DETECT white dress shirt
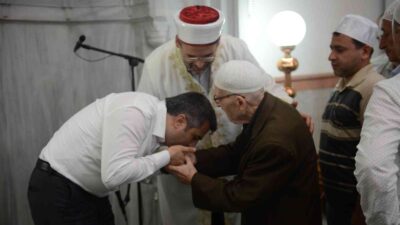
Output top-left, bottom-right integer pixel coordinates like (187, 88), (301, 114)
(40, 92), (170, 197)
(355, 75), (400, 225)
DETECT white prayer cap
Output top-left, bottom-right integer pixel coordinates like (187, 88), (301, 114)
(334, 14), (379, 48)
(214, 60), (267, 94)
(383, 0), (400, 21)
(174, 5), (225, 45)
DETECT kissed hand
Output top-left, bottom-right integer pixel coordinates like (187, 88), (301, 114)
(167, 145), (196, 166)
(185, 152), (197, 165)
(166, 156), (197, 185)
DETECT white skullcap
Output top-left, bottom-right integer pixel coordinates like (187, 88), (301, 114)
(174, 5), (225, 45)
(335, 14), (379, 48)
(214, 60), (267, 94)
(383, 0), (400, 21)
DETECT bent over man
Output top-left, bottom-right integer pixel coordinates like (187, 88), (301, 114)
(27, 92), (216, 225)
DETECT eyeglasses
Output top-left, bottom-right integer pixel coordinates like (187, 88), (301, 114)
(213, 94), (244, 103)
(183, 56), (215, 63)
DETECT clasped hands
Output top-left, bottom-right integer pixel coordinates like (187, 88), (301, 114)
(166, 145), (198, 184)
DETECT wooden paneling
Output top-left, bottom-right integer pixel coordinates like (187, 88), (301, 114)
(275, 73), (339, 91)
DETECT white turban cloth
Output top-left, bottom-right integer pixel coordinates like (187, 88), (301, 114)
(214, 60), (267, 94)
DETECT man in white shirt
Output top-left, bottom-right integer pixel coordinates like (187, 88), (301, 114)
(354, 4), (400, 225)
(27, 91), (217, 225)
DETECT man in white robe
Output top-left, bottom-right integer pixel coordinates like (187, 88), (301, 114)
(354, 4), (400, 225)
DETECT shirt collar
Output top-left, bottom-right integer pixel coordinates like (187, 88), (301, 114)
(335, 64), (374, 91)
(153, 101), (166, 143)
(390, 65), (400, 77)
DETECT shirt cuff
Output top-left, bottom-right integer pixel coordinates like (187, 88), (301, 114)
(152, 150), (170, 170)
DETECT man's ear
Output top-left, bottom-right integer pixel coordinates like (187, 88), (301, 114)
(215, 37), (221, 46)
(173, 114), (187, 130)
(175, 36), (181, 48)
(361, 45), (372, 60)
(237, 96), (247, 111)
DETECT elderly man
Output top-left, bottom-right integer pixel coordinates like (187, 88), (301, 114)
(27, 92), (216, 225)
(319, 15), (384, 225)
(137, 5), (300, 225)
(354, 5), (400, 225)
(375, 0), (400, 77)
(167, 60), (322, 225)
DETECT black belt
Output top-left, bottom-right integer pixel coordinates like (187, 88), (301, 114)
(36, 159), (62, 176)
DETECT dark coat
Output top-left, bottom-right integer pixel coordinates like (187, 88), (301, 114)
(192, 93), (322, 225)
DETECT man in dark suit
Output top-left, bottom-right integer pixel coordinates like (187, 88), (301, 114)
(167, 60), (322, 225)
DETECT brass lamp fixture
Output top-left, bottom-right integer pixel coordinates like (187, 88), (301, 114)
(268, 11), (306, 98)
(277, 46), (298, 97)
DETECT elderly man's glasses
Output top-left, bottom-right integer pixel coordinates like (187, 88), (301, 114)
(183, 56), (215, 63)
(213, 94), (244, 103)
